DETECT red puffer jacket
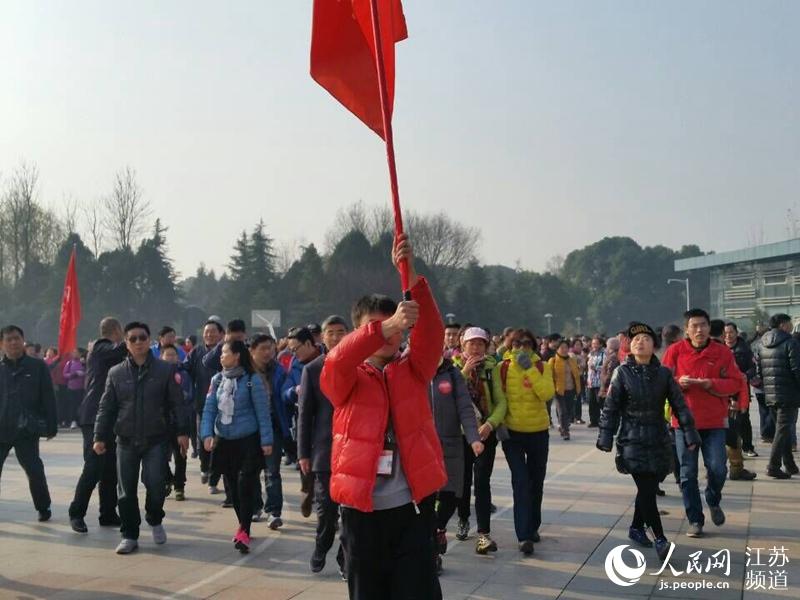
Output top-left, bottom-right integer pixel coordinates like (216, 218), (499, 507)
(320, 277), (447, 512)
(662, 339), (743, 430)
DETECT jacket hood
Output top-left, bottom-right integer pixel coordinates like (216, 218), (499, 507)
(761, 329), (790, 349)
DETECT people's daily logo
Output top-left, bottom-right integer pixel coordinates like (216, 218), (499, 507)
(605, 545), (647, 587)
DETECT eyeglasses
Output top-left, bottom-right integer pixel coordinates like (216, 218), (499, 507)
(127, 334), (149, 343)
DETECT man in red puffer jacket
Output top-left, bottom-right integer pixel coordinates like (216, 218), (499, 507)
(321, 234), (445, 600)
(662, 308), (743, 539)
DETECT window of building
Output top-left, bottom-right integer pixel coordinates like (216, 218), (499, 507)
(728, 277), (753, 288)
(764, 274), (788, 285)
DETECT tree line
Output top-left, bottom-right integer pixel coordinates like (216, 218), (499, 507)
(0, 163), (710, 346)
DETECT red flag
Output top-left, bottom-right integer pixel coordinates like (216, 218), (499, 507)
(58, 247), (81, 357)
(310, 0), (408, 139)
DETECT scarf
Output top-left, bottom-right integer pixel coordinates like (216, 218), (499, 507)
(218, 366), (245, 425)
(466, 366), (489, 421)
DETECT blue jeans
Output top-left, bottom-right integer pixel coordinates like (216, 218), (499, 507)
(502, 429), (549, 542)
(674, 428), (727, 526)
(259, 418), (284, 517)
(116, 440), (169, 540)
(756, 393), (775, 440)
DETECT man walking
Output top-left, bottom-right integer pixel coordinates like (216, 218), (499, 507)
(755, 313), (800, 479)
(0, 325), (57, 522)
(69, 317), (126, 533)
(93, 322), (190, 554)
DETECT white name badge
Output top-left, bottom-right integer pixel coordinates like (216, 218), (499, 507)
(377, 450), (394, 475)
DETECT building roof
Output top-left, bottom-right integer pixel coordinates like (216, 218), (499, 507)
(675, 238), (800, 272)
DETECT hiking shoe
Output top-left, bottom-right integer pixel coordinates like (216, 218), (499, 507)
(310, 550), (326, 573)
(435, 529), (447, 555)
(655, 536), (670, 562)
(628, 526), (653, 547)
(730, 469), (757, 481)
(234, 529), (251, 554)
(455, 518), (469, 541)
(519, 540), (534, 556)
(175, 489), (186, 501)
(152, 524), (167, 545)
(37, 509), (51, 522)
(267, 515), (283, 530)
(686, 522), (704, 538)
(475, 534), (497, 555)
(709, 505), (725, 526)
(208, 485), (221, 495)
(744, 449), (759, 457)
(70, 517), (88, 533)
(767, 468), (792, 479)
(115, 539), (138, 554)
(200, 472), (209, 485)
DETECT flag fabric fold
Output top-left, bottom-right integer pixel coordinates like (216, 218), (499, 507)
(310, 0), (408, 139)
(57, 247), (81, 357)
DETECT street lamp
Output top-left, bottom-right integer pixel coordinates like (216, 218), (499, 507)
(667, 278), (691, 311)
(575, 316), (582, 332)
(544, 313), (553, 333)
(445, 313), (456, 325)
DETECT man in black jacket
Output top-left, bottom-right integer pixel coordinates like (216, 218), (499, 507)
(94, 322), (189, 554)
(0, 325), (57, 522)
(298, 315), (349, 574)
(723, 322), (757, 457)
(755, 313), (800, 479)
(68, 317), (126, 533)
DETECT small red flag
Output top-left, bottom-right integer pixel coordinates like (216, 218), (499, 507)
(58, 247), (82, 357)
(310, 0), (408, 139)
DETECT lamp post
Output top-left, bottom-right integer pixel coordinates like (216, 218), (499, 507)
(667, 278), (690, 311)
(575, 316), (582, 333)
(544, 313), (553, 334)
(444, 313), (456, 325)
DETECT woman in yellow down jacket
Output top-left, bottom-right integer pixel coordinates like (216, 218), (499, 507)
(500, 328), (555, 556)
(548, 339), (582, 441)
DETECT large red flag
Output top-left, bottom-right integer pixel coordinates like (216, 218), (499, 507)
(58, 247), (81, 357)
(310, 0), (408, 140)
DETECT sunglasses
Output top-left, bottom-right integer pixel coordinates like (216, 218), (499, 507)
(512, 340), (534, 348)
(127, 334), (149, 343)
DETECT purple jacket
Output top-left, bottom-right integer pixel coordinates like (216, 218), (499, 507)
(63, 359), (86, 391)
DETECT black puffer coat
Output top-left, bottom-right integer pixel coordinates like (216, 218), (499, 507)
(755, 329), (800, 409)
(597, 355), (700, 477)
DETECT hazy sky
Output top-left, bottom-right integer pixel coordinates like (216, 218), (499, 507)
(2, 0), (798, 279)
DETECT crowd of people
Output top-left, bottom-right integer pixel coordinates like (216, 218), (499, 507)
(1, 234), (799, 600)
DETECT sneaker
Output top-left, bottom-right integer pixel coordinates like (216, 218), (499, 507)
(785, 462), (800, 475)
(99, 514), (121, 527)
(519, 540), (534, 556)
(70, 421), (78, 429)
(654, 536), (670, 562)
(686, 522), (704, 538)
(435, 529), (447, 555)
(744, 449), (759, 457)
(310, 550), (326, 573)
(455, 518), (470, 541)
(628, 526), (653, 547)
(767, 468), (792, 479)
(575, 419), (585, 425)
(115, 538), (138, 554)
(475, 533), (497, 555)
(208, 485), (221, 495)
(234, 529), (251, 554)
(152, 524), (167, 545)
(730, 469), (757, 481)
(252, 509), (263, 522)
(37, 509), (51, 522)
(709, 505), (725, 527)
(200, 472), (209, 485)
(70, 517), (88, 533)
(267, 515), (283, 530)
(563, 433), (571, 441)
(174, 489), (186, 501)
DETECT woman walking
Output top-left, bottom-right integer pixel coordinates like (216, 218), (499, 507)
(596, 322), (699, 561)
(202, 340), (273, 553)
(548, 340), (581, 440)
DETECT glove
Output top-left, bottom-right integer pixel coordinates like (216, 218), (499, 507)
(516, 352), (532, 371)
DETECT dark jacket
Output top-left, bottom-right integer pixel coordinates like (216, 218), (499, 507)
(755, 328), (800, 408)
(297, 354), (334, 473)
(94, 354), (188, 445)
(0, 354), (57, 442)
(599, 349), (620, 398)
(728, 336), (756, 382)
(184, 344), (218, 413)
(201, 341), (223, 374)
(430, 360), (480, 496)
(597, 355), (700, 478)
(78, 338), (127, 426)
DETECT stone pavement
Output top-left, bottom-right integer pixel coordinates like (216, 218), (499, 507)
(1, 417), (798, 599)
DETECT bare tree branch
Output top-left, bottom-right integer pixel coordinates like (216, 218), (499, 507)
(102, 166), (151, 249)
(81, 198), (106, 257)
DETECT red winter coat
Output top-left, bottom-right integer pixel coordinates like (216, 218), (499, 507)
(662, 339), (743, 430)
(320, 277), (447, 512)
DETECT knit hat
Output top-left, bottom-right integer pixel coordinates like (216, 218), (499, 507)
(463, 327), (489, 343)
(627, 321), (657, 343)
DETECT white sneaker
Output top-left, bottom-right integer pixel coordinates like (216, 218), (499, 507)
(115, 538), (138, 554)
(267, 515), (283, 530)
(70, 421), (78, 429)
(209, 485), (221, 495)
(152, 524), (167, 545)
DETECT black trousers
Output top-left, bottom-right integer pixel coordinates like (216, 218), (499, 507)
(0, 434), (51, 512)
(769, 406), (799, 472)
(587, 387), (602, 426)
(457, 434), (496, 532)
(312, 471), (342, 558)
(631, 472), (663, 538)
(341, 495), (441, 600)
(737, 408), (754, 452)
(168, 438), (187, 490)
(435, 490), (458, 532)
(69, 425), (118, 520)
(214, 434), (262, 535)
(197, 414), (220, 487)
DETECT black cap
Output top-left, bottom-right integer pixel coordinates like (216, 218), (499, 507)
(627, 321), (657, 343)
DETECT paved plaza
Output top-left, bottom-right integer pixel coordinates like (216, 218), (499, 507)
(1, 419), (798, 599)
